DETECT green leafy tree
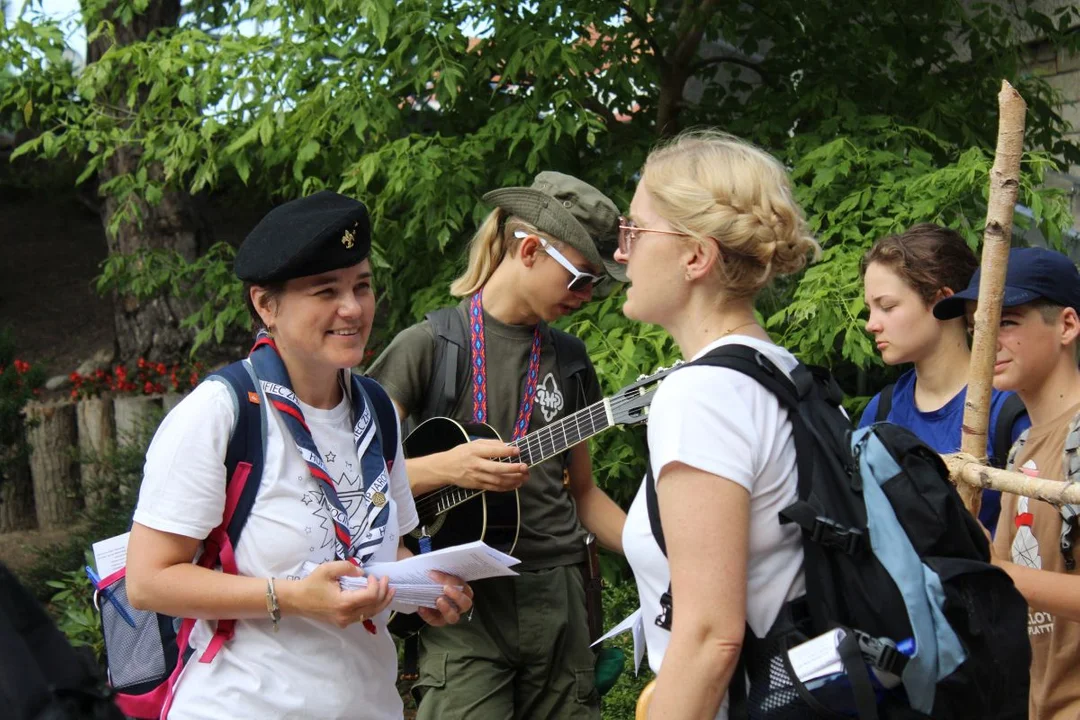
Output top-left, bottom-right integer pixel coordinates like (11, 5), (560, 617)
(3, 0), (1079, 548)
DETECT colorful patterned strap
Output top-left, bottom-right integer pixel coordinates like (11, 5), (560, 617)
(468, 291), (542, 441)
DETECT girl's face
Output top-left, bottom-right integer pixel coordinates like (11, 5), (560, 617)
(863, 261), (946, 366)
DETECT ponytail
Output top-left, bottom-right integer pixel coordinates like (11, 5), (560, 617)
(450, 209), (538, 297)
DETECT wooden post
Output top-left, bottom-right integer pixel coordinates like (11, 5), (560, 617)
(76, 396), (116, 510)
(959, 80), (1027, 517)
(113, 395), (163, 449)
(25, 401), (83, 529)
(0, 432), (36, 533)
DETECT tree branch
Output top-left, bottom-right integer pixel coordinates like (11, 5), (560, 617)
(690, 54), (765, 79)
(581, 96), (619, 128)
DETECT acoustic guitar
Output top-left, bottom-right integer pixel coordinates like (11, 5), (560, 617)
(403, 366), (676, 555)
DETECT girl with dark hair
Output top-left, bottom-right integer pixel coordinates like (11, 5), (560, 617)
(860, 222), (1030, 530)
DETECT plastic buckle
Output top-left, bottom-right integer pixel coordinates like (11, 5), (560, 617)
(656, 591), (673, 631)
(855, 631), (908, 676)
(810, 516), (865, 555)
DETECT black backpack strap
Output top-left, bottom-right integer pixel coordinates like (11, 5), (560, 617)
(422, 307), (468, 422)
(356, 375), (399, 469)
(874, 384), (894, 424)
(991, 393), (1026, 468)
(206, 361), (267, 547)
(550, 327), (590, 413)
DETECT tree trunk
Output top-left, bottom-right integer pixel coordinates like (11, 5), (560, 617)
(0, 435), (36, 533)
(77, 396), (116, 510)
(113, 395), (163, 449)
(959, 81), (1026, 517)
(86, 0), (209, 362)
(25, 402), (82, 529)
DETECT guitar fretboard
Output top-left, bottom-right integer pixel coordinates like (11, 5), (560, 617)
(425, 400), (612, 517)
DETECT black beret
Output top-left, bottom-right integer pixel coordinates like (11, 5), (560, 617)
(234, 190), (372, 284)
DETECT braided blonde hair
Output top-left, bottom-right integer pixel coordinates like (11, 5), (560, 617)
(641, 130), (820, 298)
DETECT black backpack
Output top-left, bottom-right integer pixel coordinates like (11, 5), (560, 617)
(646, 345), (1030, 719)
(0, 562), (124, 720)
(873, 384), (1026, 468)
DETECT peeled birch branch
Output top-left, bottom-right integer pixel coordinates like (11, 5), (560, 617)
(959, 80), (1027, 518)
(946, 452), (1080, 506)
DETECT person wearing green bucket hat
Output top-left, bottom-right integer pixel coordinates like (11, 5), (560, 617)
(368, 171), (628, 718)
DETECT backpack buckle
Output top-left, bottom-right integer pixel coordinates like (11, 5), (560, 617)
(810, 516), (865, 555)
(655, 591), (673, 631)
(854, 630), (908, 677)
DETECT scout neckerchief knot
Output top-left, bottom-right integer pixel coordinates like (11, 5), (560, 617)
(468, 291), (542, 440)
(249, 331), (391, 566)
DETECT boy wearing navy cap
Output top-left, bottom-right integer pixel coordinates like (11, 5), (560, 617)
(935, 246), (1080, 720)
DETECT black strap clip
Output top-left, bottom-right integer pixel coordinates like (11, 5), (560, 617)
(854, 630), (908, 677)
(810, 516), (865, 555)
(656, 591), (673, 631)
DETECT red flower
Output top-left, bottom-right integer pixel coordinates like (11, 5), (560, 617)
(156, 362), (167, 375)
(137, 357), (147, 369)
(143, 381), (155, 394)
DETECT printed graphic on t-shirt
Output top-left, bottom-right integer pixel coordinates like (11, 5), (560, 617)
(536, 372), (564, 422)
(1012, 463), (1043, 570)
(303, 456), (393, 558)
(1013, 460), (1056, 638)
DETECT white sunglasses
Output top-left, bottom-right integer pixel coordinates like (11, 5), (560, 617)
(514, 231), (605, 292)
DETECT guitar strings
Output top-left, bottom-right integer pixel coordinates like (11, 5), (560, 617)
(411, 389), (647, 518)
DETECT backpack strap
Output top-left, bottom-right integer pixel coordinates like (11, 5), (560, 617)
(194, 360), (268, 664)
(874, 384), (895, 424)
(1058, 411), (1080, 571)
(421, 307), (468, 422)
(355, 375), (399, 470)
(550, 327), (590, 413)
(991, 393), (1026, 468)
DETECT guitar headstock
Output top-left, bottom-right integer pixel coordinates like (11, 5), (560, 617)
(608, 361), (683, 426)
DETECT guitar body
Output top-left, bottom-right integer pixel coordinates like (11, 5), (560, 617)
(403, 417), (522, 555)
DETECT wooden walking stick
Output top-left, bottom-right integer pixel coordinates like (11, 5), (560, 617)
(957, 79), (1027, 518)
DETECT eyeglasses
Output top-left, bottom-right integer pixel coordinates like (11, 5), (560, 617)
(514, 231), (605, 292)
(617, 217), (692, 256)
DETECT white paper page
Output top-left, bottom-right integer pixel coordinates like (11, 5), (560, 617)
(364, 540), (520, 584)
(92, 532), (131, 577)
(787, 627), (846, 683)
(591, 608), (646, 675)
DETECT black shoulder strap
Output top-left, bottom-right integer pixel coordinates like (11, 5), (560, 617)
(422, 307), (468, 422)
(356, 375), (399, 468)
(549, 327), (590, 412)
(646, 344), (803, 557)
(208, 361), (267, 547)
(992, 393), (1026, 468)
(874, 384), (895, 424)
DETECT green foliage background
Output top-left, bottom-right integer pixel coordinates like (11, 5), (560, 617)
(3, 1), (1080, 714)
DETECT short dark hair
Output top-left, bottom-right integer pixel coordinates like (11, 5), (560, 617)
(861, 223), (978, 305)
(243, 281), (286, 332)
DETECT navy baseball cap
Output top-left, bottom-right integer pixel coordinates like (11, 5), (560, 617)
(933, 246), (1080, 320)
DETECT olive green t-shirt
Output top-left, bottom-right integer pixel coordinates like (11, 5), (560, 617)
(367, 301), (602, 571)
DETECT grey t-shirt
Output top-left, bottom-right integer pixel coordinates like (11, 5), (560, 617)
(367, 301), (602, 571)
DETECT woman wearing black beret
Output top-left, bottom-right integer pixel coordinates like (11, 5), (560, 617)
(124, 191), (472, 719)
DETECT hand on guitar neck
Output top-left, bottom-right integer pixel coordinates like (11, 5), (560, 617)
(405, 439), (530, 496)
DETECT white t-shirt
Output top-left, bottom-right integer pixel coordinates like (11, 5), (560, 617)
(134, 369), (418, 720)
(623, 336), (806, 720)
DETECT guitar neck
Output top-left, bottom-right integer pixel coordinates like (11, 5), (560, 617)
(506, 399), (613, 466)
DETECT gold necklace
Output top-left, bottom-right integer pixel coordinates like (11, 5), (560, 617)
(719, 320), (758, 340)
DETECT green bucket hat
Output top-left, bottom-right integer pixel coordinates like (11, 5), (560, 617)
(483, 171), (626, 282)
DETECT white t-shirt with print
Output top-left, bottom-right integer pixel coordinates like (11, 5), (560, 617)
(133, 370), (419, 720)
(623, 336), (807, 719)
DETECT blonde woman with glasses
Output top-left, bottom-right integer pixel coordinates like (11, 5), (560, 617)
(616, 131), (821, 719)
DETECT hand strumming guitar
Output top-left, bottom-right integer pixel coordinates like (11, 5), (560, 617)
(440, 439), (530, 492)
